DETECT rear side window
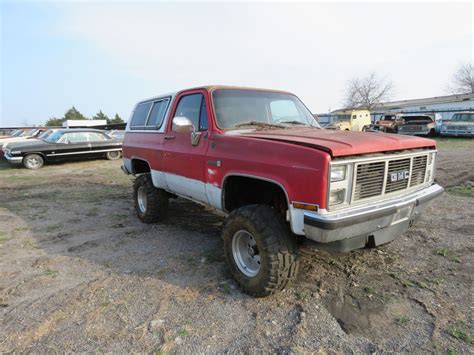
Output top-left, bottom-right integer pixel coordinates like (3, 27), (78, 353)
(130, 102), (152, 129)
(147, 99), (170, 129)
(86, 132), (107, 141)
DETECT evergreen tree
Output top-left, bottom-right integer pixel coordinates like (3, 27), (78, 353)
(64, 106), (88, 121)
(109, 113), (125, 124)
(92, 110), (110, 122)
(45, 117), (64, 127)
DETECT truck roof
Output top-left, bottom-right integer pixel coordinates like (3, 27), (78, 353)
(136, 85), (295, 105)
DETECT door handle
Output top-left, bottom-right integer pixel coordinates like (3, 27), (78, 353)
(164, 135), (175, 140)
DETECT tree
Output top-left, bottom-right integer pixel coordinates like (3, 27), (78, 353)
(446, 62), (473, 94)
(343, 72), (394, 109)
(92, 110), (110, 122)
(64, 106), (88, 121)
(108, 113), (124, 124)
(45, 117), (64, 127)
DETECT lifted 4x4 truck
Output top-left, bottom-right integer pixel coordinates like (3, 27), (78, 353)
(122, 86), (443, 297)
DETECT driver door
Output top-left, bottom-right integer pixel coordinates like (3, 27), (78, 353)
(162, 90), (210, 203)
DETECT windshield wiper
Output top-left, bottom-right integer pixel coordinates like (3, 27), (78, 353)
(280, 120), (307, 125)
(234, 121), (285, 129)
(280, 120), (320, 128)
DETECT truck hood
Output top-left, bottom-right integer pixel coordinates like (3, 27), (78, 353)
(239, 128), (436, 157)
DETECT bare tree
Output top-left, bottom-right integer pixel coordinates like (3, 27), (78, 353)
(343, 72), (394, 109)
(446, 62), (473, 94)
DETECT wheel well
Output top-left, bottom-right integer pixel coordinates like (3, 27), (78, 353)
(223, 176), (289, 216)
(131, 159), (151, 174)
(24, 152), (46, 160)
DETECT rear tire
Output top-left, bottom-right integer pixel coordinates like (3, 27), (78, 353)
(106, 151), (122, 160)
(23, 154), (44, 169)
(223, 204), (299, 297)
(133, 174), (168, 223)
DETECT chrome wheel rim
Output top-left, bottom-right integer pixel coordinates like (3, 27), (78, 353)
(26, 157), (41, 169)
(137, 186), (147, 213)
(108, 151), (120, 159)
(232, 230), (260, 277)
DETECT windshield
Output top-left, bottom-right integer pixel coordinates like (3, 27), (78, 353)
(38, 130), (53, 139)
(44, 130), (65, 143)
(212, 89), (320, 130)
(332, 114), (351, 122)
(22, 129), (35, 136)
(452, 113), (474, 122)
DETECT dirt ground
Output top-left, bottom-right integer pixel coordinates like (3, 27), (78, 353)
(0, 140), (473, 353)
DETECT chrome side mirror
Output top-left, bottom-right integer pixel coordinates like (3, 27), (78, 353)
(172, 116), (194, 133)
(172, 116), (202, 146)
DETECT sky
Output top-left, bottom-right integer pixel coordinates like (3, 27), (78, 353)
(1, 1), (472, 126)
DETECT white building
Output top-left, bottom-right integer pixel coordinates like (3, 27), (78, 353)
(372, 93), (474, 121)
(62, 120), (107, 128)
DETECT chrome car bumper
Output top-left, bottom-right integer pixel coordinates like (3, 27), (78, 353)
(398, 130), (430, 136)
(440, 131), (473, 137)
(4, 153), (22, 164)
(303, 184), (444, 252)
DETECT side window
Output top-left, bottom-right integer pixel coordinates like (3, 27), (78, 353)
(173, 94), (208, 131)
(130, 102), (152, 129)
(147, 99), (170, 129)
(270, 100), (299, 121)
(64, 132), (88, 143)
(87, 132), (107, 141)
(199, 98), (208, 131)
(352, 115), (357, 119)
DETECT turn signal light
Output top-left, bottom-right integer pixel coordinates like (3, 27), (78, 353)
(292, 202), (319, 212)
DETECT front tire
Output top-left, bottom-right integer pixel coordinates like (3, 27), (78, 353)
(23, 154), (44, 169)
(223, 205), (299, 297)
(133, 174), (168, 223)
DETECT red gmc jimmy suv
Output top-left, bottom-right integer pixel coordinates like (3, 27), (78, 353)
(122, 86), (443, 297)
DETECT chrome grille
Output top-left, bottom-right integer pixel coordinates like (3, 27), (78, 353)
(410, 155), (427, 187)
(352, 153), (429, 202)
(353, 161), (385, 200)
(386, 158), (410, 193)
(400, 125), (423, 131)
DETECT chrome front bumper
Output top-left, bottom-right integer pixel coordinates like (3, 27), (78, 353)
(398, 130), (430, 136)
(4, 153), (22, 164)
(303, 184), (444, 252)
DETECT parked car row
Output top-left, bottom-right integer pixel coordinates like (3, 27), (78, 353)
(439, 112), (474, 137)
(318, 111), (473, 137)
(368, 113), (442, 136)
(1, 128), (124, 169)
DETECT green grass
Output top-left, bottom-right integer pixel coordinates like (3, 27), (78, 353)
(0, 235), (10, 244)
(434, 137), (474, 149)
(447, 186), (474, 198)
(435, 247), (450, 257)
(178, 329), (189, 337)
(446, 321), (474, 344)
(395, 316), (410, 325)
(434, 247), (462, 263)
(44, 269), (59, 277)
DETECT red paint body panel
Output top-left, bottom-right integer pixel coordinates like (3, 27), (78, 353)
(205, 133), (330, 208)
(163, 89), (210, 182)
(240, 128), (436, 157)
(123, 86), (437, 211)
(123, 132), (165, 172)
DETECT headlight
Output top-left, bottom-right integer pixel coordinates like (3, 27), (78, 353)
(329, 189), (345, 205)
(330, 165), (346, 182)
